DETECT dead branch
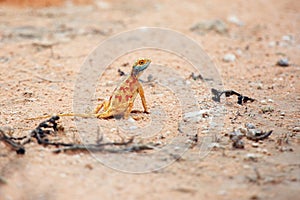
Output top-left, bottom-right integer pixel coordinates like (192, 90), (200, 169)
(211, 88), (255, 105)
(0, 128), (25, 154)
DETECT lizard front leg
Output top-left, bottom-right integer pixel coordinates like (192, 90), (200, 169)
(124, 101), (134, 119)
(138, 84), (149, 113)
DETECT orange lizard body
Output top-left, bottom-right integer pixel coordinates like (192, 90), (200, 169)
(94, 58), (150, 118)
(29, 58), (151, 120)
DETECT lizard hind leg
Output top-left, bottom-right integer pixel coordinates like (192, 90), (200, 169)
(95, 109), (113, 119)
(94, 100), (110, 114)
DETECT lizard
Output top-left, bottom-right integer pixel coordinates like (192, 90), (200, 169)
(28, 58), (151, 120)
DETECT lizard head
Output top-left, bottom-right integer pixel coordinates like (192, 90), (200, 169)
(131, 58), (151, 77)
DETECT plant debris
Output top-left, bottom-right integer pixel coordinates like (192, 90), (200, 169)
(189, 72), (203, 81)
(0, 128), (25, 154)
(211, 88), (255, 105)
(229, 123), (273, 149)
(0, 116), (155, 154)
(118, 68), (126, 76)
(246, 129), (273, 142)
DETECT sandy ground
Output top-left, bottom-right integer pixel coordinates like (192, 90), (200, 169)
(0, 0), (299, 199)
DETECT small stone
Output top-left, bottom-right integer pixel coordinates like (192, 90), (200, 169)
(244, 153), (261, 161)
(217, 190), (227, 196)
(250, 194), (260, 200)
(223, 53), (236, 62)
(267, 99), (273, 103)
(260, 100), (267, 105)
(73, 154), (81, 159)
(280, 112), (285, 116)
(256, 83), (263, 90)
(279, 146), (293, 152)
(239, 127), (248, 134)
(261, 149), (269, 155)
(23, 91), (33, 98)
(293, 127), (300, 132)
(110, 128), (117, 132)
(183, 110), (209, 122)
(209, 142), (221, 149)
(227, 15), (244, 26)
(282, 35), (293, 42)
(233, 139), (244, 149)
(268, 41), (276, 47)
(245, 123), (256, 129)
(236, 49), (243, 56)
(129, 126), (137, 130)
(261, 106), (274, 113)
(276, 58), (289, 67)
(95, 1), (111, 9)
(251, 142), (259, 148)
(25, 98), (37, 102)
(127, 117), (136, 123)
(190, 19), (228, 35)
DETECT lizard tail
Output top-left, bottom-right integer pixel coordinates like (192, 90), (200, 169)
(26, 113), (98, 120)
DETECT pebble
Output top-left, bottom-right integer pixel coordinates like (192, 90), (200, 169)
(282, 35), (293, 42)
(280, 112), (285, 116)
(260, 100), (267, 105)
(256, 83), (263, 90)
(227, 15), (244, 26)
(261, 106), (274, 113)
(110, 128), (117, 132)
(244, 153), (261, 161)
(127, 117), (136, 123)
(73, 154), (81, 159)
(251, 142), (259, 148)
(183, 110), (209, 122)
(276, 58), (289, 67)
(268, 41), (276, 47)
(267, 99), (273, 103)
(129, 126), (137, 130)
(279, 146), (293, 152)
(0, 56), (9, 63)
(238, 127), (248, 134)
(60, 173), (67, 178)
(233, 140), (244, 149)
(209, 142), (221, 149)
(96, 1), (111, 9)
(293, 127), (300, 132)
(217, 190), (227, 196)
(236, 49), (243, 56)
(223, 53), (236, 62)
(245, 123), (256, 129)
(190, 19), (228, 34)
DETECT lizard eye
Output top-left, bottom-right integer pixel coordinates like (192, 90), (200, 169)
(138, 60), (145, 65)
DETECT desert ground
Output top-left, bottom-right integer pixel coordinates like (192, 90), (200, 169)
(0, 0), (299, 199)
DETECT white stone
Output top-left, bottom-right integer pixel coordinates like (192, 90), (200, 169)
(183, 110), (209, 120)
(227, 15), (244, 26)
(260, 100), (267, 105)
(129, 126), (137, 130)
(223, 53), (236, 62)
